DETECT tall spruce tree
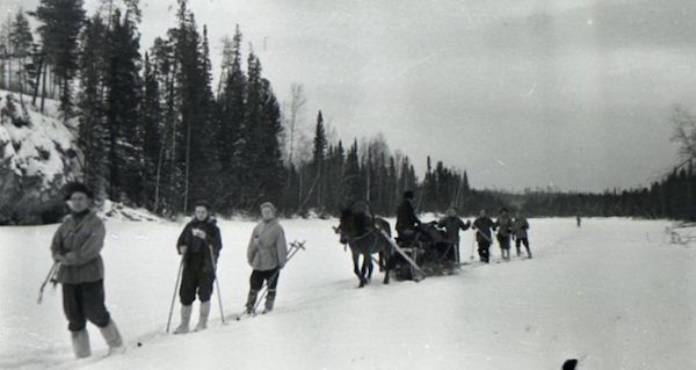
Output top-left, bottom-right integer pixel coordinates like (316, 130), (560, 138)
(35, 0), (85, 117)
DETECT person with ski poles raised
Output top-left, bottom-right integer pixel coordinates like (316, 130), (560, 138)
(472, 209), (496, 263)
(245, 202), (288, 315)
(173, 201), (222, 334)
(495, 208), (514, 261)
(49, 182), (123, 358)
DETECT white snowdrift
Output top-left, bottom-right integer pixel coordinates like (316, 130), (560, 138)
(0, 217), (693, 369)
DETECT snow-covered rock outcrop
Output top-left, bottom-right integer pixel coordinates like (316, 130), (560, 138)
(0, 90), (80, 224)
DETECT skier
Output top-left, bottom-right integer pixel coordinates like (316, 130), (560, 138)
(245, 202), (288, 315)
(513, 211), (532, 258)
(395, 190), (422, 243)
(496, 208), (514, 261)
(50, 183), (123, 358)
(173, 202), (222, 334)
(472, 209), (496, 263)
(437, 208), (471, 263)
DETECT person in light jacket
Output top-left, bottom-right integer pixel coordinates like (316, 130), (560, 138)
(245, 202), (288, 314)
(50, 183), (123, 358)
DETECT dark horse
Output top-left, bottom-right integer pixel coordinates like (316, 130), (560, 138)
(334, 208), (395, 287)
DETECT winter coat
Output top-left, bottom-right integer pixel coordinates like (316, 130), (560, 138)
(247, 218), (288, 271)
(177, 217), (222, 273)
(50, 211), (106, 284)
(437, 216), (470, 243)
(495, 215), (514, 237)
(473, 216), (496, 243)
(513, 217), (530, 239)
(396, 200), (421, 233)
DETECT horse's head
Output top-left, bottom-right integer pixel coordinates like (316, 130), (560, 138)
(336, 208), (354, 244)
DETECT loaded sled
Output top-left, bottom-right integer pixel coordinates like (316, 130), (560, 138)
(391, 221), (461, 281)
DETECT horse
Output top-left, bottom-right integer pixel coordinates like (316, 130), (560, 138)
(334, 208), (395, 287)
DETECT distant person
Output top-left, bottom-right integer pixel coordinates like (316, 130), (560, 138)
(437, 208), (471, 264)
(173, 202), (222, 334)
(396, 191), (422, 243)
(495, 208), (513, 261)
(472, 209), (496, 263)
(245, 202), (288, 314)
(50, 183), (123, 358)
(513, 211), (532, 258)
(576, 215), (582, 228)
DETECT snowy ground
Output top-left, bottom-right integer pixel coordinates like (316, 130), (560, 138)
(0, 217), (694, 369)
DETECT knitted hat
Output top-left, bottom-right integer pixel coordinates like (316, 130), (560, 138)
(63, 182), (94, 201)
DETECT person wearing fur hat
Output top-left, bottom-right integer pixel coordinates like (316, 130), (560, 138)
(245, 202), (288, 314)
(173, 202), (222, 334)
(50, 182), (123, 358)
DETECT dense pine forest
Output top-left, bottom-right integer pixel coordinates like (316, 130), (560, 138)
(0, 0), (694, 223)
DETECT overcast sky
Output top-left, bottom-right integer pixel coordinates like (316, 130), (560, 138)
(3, 0), (692, 191)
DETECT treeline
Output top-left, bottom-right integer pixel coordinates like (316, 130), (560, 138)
(5, 0), (471, 219)
(4, 0), (692, 222)
(501, 162), (695, 220)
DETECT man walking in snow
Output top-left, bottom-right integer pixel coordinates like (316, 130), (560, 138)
(496, 208), (514, 261)
(245, 202), (288, 315)
(173, 202), (222, 334)
(513, 211), (532, 258)
(472, 209), (496, 263)
(50, 182), (124, 358)
(437, 207), (471, 264)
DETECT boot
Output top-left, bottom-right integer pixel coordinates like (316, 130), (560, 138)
(71, 329), (91, 359)
(263, 290), (276, 314)
(99, 319), (124, 355)
(174, 305), (192, 334)
(194, 301), (211, 332)
(245, 290), (259, 315)
(526, 247), (533, 259)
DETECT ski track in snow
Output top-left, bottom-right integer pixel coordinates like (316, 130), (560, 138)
(0, 218), (694, 369)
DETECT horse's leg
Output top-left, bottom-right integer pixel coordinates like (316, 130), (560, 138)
(383, 243), (394, 285)
(365, 254), (373, 282)
(352, 249), (365, 288)
(362, 252), (372, 284)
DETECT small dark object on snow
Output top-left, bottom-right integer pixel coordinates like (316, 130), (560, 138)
(137, 342), (142, 347)
(562, 358), (578, 370)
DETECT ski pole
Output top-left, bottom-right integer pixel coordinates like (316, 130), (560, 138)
(37, 262), (59, 305)
(166, 256), (185, 333)
(207, 244), (225, 324)
(253, 241), (305, 312)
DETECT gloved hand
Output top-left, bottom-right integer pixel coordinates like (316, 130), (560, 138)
(178, 245), (188, 255)
(192, 228), (207, 239)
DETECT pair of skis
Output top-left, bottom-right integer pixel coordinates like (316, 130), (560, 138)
(233, 240), (306, 321)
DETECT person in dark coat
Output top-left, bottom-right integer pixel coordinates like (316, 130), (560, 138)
(173, 202), (222, 334)
(513, 211), (532, 258)
(472, 209), (496, 263)
(437, 208), (471, 263)
(245, 202), (288, 314)
(395, 191), (421, 243)
(495, 208), (514, 261)
(50, 183), (123, 358)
